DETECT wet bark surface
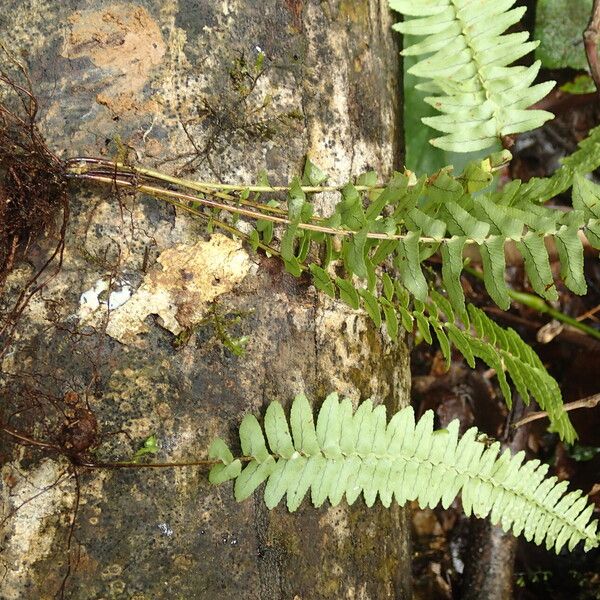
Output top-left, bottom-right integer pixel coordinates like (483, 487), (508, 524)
(0, 1), (411, 599)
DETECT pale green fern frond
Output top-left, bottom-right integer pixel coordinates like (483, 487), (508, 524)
(209, 394), (598, 553)
(390, 0), (555, 151)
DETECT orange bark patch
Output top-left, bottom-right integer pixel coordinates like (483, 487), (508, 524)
(63, 4), (165, 114)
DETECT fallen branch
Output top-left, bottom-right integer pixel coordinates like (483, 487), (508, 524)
(513, 393), (600, 429)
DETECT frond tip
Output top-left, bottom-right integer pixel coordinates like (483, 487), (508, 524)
(390, 0), (555, 151)
(210, 394), (599, 554)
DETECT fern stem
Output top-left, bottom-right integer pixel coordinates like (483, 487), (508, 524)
(70, 172), (445, 243)
(68, 160), (594, 253)
(149, 191), (282, 258)
(66, 157), (385, 194)
(77, 457), (255, 469)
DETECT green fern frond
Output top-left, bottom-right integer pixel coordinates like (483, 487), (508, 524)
(209, 394), (598, 553)
(518, 123), (600, 204)
(421, 298), (576, 443)
(71, 145), (600, 442)
(287, 157), (590, 313)
(389, 0), (555, 151)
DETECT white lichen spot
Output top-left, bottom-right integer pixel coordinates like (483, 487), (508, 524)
(79, 279), (108, 318)
(0, 459), (74, 599)
(78, 279), (132, 320)
(108, 285), (132, 310)
(158, 522), (174, 536)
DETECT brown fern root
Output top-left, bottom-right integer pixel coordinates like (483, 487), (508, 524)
(0, 49), (69, 348)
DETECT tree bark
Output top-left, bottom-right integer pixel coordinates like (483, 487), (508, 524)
(0, 1), (410, 599)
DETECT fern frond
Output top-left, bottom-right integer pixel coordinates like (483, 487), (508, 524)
(389, 0), (555, 151)
(71, 152), (598, 441)
(421, 298), (576, 442)
(209, 394), (598, 553)
(518, 123), (600, 204)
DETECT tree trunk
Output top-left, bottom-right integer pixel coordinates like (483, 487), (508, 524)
(0, 1), (410, 599)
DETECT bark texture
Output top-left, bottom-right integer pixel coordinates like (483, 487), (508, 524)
(0, 1), (410, 598)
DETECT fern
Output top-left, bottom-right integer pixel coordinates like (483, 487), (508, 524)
(70, 126), (600, 442)
(389, 0), (555, 151)
(518, 123), (600, 204)
(71, 152), (591, 441)
(413, 296), (575, 443)
(209, 394), (599, 554)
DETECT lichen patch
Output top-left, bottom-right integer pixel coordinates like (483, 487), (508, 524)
(0, 459), (74, 599)
(104, 234), (251, 345)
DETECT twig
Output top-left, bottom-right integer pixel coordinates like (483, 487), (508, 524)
(584, 0), (600, 94)
(76, 457), (253, 469)
(577, 304), (600, 322)
(513, 393), (600, 429)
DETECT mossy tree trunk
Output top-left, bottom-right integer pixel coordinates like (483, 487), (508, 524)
(0, 1), (410, 598)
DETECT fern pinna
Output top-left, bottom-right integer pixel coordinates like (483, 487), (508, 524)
(209, 394), (599, 554)
(389, 0), (555, 151)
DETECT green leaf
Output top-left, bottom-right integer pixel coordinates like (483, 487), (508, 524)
(473, 196), (524, 240)
(372, 239), (399, 266)
(382, 273), (395, 301)
(343, 229), (369, 279)
(209, 460), (242, 484)
(208, 438), (234, 465)
(405, 207), (446, 239)
(339, 183), (366, 230)
(432, 319), (451, 367)
(441, 201), (490, 243)
(479, 236), (510, 310)
(366, 173), (409, 220)
(235, 457), (276, 501)
(309, 264), (336, 298)
(303, 158), (328, 186)
(357, 171), (378, 187)
(561, 74), (596, 95)
(336, 278), (360, 310)
(380, 298), (399, 340)
(555, 225), (587, 295)
(517, 231), (558, 302)
(248, 228), (260, 252)
(413, 305), (432, 345)
(429, 290), (454, 321)
(290, 394), (320, 455)
(265, 402), (295, 459)
(239, 415), (270, 463)
(573, 174), (600, 220)
(359, 289), (382, 327)
(535, 0), (592, 70)
(283, 256), (302, 278)
(441, 236), (467, 316)
(132, 434), (160, 462)
(462, 158), (494, 193)
(446, 323), (475, 368)
(395, 231), (428, 302)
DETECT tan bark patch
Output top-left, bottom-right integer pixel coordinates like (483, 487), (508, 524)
(63, 3), (165, 114)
